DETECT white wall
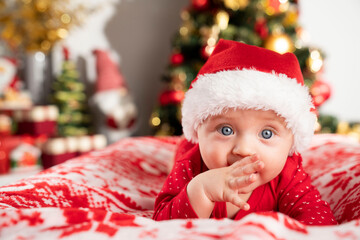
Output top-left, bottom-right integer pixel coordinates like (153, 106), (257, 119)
(64, 0), (360, 138)
(299, 0), (360, 122)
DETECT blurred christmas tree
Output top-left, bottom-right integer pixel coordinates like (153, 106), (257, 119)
(150, 0), (333, 136)
(51, 48), (93, 136)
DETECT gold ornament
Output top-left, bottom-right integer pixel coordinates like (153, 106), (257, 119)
(337, 121), (350, 135)
(263, 33), (294, 54)
(306, 50), (323, 73)
(336, 121), (360, 142)
(283, 6), (298, 26)
(150, 111), (161, 127)
(224, 0), (249, 11)
(151, 116), (161, 127)
(347, 131), (360, 142)
(0, 0), (97, 53)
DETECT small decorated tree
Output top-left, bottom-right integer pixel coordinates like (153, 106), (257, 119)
(51, 48), (93, 136)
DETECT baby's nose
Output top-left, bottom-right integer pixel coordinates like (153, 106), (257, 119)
(232, 136), (255, 157)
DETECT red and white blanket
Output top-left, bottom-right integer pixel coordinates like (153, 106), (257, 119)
(0, 134), (360, 239)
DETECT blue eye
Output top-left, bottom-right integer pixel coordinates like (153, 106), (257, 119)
(220, 126), (233, 136)
(261, 129), (273, 139)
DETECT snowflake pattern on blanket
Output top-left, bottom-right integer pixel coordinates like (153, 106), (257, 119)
(1, 135), (360, 239)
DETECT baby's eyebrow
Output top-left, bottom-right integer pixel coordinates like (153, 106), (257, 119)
(263, 117), (288, 128)
(208, 114), (235, 122)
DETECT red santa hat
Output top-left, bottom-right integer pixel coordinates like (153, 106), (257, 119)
(181, 39), (316, 154)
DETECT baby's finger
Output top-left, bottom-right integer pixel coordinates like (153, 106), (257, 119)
(238, 183), (259, 194)
(231, 154), (259, 169)
(232, 160), (264, 177)
(226, 193), (250, 211)
(228, 173), (257, 190)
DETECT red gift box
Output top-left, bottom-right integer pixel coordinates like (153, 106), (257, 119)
(41, 152), (78, 169)
(41, 135), (107, 169)
(17, 121), (57, 137)
(13, 105), (58, 137)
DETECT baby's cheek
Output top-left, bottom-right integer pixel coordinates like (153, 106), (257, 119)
(203, 152), (224, 169)
(260, 164), (284, 184)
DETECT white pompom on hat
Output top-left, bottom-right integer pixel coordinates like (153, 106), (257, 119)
(181, 39), (316, 154)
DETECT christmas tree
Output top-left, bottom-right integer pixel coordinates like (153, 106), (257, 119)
(151, 0), (332, 136)
(51, 48), (93, 136)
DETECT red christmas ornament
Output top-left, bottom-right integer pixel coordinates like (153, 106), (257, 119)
(191, 0), (209, 10)
(255, 18), (269, 40)
(159, 90), (185, 106)
(267, 0), (282, 14)
(310, 80), (332, 107)
(170, 52), (185, 65)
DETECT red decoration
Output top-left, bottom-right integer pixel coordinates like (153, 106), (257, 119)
(106, 116), (118, 129)
(267, 0), (282, 14)
(170, 53), (185, 65)
(63, 46), (70, 61)
(191, 0), (209, 10)
(106, 116), (136, 129)
(159, 90), (185, 106)
(92, 49), (137, 132)
(310, 80), (332, 107)
(17, 121), (57, 137)
(42, 152), (78, 169)
(255, 18), (269, 39)
(93, 49), (127, 92)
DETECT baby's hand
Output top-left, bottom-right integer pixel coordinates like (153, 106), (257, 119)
(201, 154), (264, 210)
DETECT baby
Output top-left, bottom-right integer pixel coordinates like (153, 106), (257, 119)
(153, 39), (337, 225)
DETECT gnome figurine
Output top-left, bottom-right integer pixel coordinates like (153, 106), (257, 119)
(91, 49), (137, 143)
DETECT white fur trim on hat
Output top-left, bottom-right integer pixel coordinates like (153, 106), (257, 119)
(181, 69), (316, 154)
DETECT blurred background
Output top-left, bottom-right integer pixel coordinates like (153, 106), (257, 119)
(0, 0), (359, 176)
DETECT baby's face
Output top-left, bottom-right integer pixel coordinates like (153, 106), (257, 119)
(197, 108), (294, 187)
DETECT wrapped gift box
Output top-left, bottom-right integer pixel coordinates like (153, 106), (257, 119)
(13, 105), (59, 137)
(41, 134), (107, 169)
